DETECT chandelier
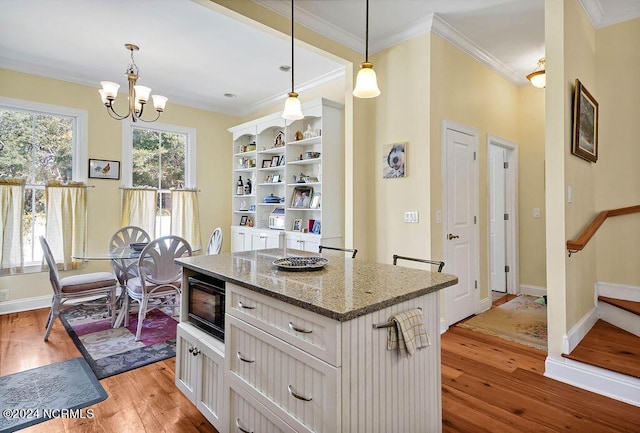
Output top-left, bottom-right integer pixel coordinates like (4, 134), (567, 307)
(98, 43), (167, 122)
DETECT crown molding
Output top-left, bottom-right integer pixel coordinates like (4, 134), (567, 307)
(579, 0), (605, 27)
(368, 15), (434, 54)
(429, 14), (528, 87)
(237, 66), (345, 117)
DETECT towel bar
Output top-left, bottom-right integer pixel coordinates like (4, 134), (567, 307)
(372, 307), (422, 329)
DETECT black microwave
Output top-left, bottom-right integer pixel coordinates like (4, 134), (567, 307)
(187, 274), (225, 342)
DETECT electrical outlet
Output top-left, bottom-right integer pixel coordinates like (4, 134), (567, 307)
(0, 289), (9, 302)
(436, 210), (442, 224)
(533, 208), (541, 218)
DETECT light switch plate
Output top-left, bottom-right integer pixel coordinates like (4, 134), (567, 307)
(404, 211), (419, 223)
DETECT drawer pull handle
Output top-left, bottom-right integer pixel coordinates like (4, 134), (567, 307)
(288, 384), (313, 402)
(237, 351), (255, 363)
(238, 301), (255, 310)
(235, 418), (253, 433)
(289, 321), (313, 334)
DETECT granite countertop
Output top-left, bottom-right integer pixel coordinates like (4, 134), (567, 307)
(176, 248), (458, 322)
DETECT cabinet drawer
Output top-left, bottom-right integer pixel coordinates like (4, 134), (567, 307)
(226, 315), (340, 433)
(227, 283), (341, 366)
(229, 379), (298, 433)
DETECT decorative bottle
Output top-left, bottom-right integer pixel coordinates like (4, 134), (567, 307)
(236, 176), (244, 195)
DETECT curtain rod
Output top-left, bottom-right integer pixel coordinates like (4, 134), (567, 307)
(119, 187), (201, 192)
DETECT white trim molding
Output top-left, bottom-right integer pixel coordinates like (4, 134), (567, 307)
(545, 356), (640, 407)
(562, 307), (599, 354)
(479, 296), (491, 313)
(596, 281), (640, 302)
(520, 284), (547, 297)
(0, 295), (50, 315)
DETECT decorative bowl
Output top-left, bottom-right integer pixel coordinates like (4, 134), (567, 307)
(273, 256), (328, 271)
(129, 242), (148, 252)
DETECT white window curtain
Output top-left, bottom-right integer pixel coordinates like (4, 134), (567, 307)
(0, 178), (25, 272)
(170, 189), (201, 251)
(45, 182), (87, 270)
(121, 188), (156, 236)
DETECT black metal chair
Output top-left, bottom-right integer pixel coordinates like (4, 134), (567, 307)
(393, 254), (445, 272)
(319, 245), (358, 259)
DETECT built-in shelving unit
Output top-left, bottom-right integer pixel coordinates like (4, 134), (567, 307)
(228, 98), (344, 252)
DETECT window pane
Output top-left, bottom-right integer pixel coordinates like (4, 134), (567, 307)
(160, 132), (185, 189)
(0, 110), (33, 179)
(23, 187), (45, 264)
(33, 114), (73, 183)
(132, 128), (160, 188)
(156, 191), (171, 238)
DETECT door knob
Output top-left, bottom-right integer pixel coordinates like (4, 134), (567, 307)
(448, 233), (459, 240)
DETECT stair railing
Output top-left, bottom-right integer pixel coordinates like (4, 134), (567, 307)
(567, 205), (640, 256)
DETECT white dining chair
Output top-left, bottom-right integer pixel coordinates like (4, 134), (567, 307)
(206, 227), (223, 255)
(39, 236), (118, 341)
(124, 235), (192, 341)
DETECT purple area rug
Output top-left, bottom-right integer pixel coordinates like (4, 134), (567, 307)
(59, 306), (177, 380)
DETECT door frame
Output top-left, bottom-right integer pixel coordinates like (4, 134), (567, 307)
(487, 135), (519, 295)
(442, 119), (480, 327)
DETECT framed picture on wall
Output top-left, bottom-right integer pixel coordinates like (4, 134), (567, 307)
(382, 142), (406, 178)
(88, 159), (120, 180)
(571, 79), (598, 163)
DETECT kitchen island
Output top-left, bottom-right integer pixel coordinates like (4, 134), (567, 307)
(175, 248), (457, 433)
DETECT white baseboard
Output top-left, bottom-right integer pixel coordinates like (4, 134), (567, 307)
(440, 317), (448, 334)
(598, 301), (640, 337)
(479, 296), (491, 313)
(0, 295), (50, 315)
(596, 281), (640, 302)
(562, 306), (599, 354)
(545, 356), (640, 407)
(520, 284), (547, 297)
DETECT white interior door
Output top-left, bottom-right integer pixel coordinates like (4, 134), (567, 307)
(444, 121), (479, 326)
(489, 144), (507, 293)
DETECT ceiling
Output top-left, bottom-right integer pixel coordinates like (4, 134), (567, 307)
(1, 0), (639, 117)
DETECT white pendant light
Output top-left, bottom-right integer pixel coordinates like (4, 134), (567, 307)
(526, 58), (546, 89)
(353, 0), (380, 98)
(282, 0), (304, 120)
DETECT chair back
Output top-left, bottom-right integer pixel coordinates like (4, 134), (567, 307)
(39, 236), (62, 294)
(109, 226), (150, 252)
(109, 226), (151, 286)
(206, 227), (223, 255)
(138, 235), (192, 286)
(319, 245), (358, 259)
(393, 254), (445, 272)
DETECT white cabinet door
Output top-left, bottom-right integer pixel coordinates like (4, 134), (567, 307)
(196, 336), (225, 430)
(176, 323), (226, 432)
(175, 323), (199, 402)
(285, 233), (319, 253)
(251, 230), (281, 250)
(231, 227), (253, 252)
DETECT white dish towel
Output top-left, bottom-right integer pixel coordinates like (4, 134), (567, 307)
(387, 308), (431, 357)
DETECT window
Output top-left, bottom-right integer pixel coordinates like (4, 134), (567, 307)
(123, 122), (196, 238)
(0, 97), (87, 267)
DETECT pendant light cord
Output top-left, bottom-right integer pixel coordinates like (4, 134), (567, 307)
(365, 0), (369, 62)
(291, 0), (295, 93)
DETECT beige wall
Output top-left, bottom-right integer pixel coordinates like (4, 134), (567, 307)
(517, 85), (546, 287)
(594, 18), (640, 285)
(368, 33), (432, 265)
(0, 69), (237, 302)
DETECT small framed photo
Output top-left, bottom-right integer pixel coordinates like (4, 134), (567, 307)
(291, 186), (313, 208)
(279, 155), (286, 166)
(572, 79), (598, 163)
(382, 142), (406, 178)
(262, 159), (271, 168)
(88, 159), (120, 180)
(239, 215), (248, 226)
(292, 219), (302, 231)
(272, 174), (281, 183)
(309, 192), (321, 209)
(271, 155), (280, 166)
(265, 174), (273, 183)
(311, 220), (321, 234)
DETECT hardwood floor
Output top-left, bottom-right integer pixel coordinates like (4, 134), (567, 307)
(0, 308), (217, 433)
(2, 307), (639, 433)
(562, 319), (640, 379)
